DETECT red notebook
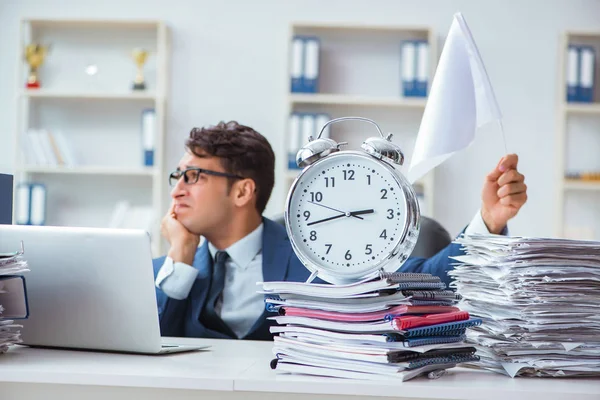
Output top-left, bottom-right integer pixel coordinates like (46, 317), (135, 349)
(280, 305), (460, 322)
(391, 311), (470, 330)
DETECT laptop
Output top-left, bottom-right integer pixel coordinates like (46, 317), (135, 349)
(0, 224), (207, 354)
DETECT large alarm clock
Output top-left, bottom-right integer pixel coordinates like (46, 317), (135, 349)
(284, 117), (420, 285)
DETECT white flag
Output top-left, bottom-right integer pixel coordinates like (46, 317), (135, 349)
(408, 12), (502, 184)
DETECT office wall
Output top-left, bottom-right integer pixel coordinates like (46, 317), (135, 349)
(1, 0), (600, 237)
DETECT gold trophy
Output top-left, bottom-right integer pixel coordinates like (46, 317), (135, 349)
(131, 48), (149, 90)
(24, 44), (49, 89)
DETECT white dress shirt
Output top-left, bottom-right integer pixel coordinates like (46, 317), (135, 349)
(155, 211), (495, 337)
(155, 223), (265, 339)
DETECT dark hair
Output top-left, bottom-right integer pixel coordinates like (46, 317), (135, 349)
(185, 121), (275, 214)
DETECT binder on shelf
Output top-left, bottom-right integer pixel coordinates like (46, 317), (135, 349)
(290, 36), (305, 93)
(15, 183), (31, 225)
(401, 41), (417, 97)
(288, 112), (331, 172)
(0, 276), (29, 319)
(29, 183), (46, 226)
(415, 41), (429, 97)
(15, 183), (46, 226)
(302, 37), (320, 93)
(315, 113), (331, 139)
(288, 113), (302, 170)
(566, 44), (579, 102)
(579, 45), (596, 103)
(141, 108), (157, 167)
(301, 113), (316, 150)
(0, 174), (13, 225)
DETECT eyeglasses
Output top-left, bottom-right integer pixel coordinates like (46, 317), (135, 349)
(168, 167), (244, 187)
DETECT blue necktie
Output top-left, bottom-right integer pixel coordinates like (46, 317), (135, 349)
(200, 251), (237, 338)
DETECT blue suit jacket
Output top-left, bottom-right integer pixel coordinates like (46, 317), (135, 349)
(152, 217), (464, 340)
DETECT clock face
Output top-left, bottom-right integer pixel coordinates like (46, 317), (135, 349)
(286, 151), (412, 282)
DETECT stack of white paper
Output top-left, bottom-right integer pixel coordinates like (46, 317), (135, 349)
(259, 271), (481, 381)
(0, 242), (30, 353)
(449, 234), (600, 377)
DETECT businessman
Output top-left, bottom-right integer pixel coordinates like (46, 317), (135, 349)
(153, 121), (527, 340)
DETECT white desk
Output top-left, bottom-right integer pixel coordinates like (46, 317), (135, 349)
(1, 338), (599, 400)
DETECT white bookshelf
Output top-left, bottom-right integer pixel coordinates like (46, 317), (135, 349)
(13, 18), (170, 256)
(556, 31), (600, 240)
(19, 90), (158, 100)
(282, 23), (437, 217)
(289, 93), (428, 108)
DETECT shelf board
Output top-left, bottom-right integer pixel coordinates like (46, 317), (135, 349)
(564, 103), (600, 115)
(292, 22), (431, 34)
(22, 166), (157, 176)
(565, 30), (600, 38)
(564, 179), (600, 191)
(19, 90), (159, 101)
(290, 93), (427, 108)
(24, 18), (162, 29)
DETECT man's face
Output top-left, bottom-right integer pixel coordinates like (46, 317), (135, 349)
(170, 150), (233, 236)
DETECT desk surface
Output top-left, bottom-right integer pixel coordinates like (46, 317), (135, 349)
(1, 338), (599, 400)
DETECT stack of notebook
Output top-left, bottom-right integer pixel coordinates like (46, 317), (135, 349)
(449, 234), (600, 378)
(0, 242), (30, 353)
(259, 271), (482, 381)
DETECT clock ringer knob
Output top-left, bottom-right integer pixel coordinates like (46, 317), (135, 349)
(361, 135), (405, 166)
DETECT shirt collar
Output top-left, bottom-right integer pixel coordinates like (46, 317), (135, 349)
(208, 223), (263, 270)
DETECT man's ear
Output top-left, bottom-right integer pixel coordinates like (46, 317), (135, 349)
(232, 178), (256, 208)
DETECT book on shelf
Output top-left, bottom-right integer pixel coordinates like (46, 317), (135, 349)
(22, 129), (77, 167)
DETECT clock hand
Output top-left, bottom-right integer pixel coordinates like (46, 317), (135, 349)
(307, 201), (364, 220)
(349, 209), (374, 216)
(306, 213), (345, 226)
(306, 209), (375, 226)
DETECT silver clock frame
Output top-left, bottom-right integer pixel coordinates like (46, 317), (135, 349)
(284, 117), (421, 285)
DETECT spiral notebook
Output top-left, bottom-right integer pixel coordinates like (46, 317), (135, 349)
(401, 318), (482, 337)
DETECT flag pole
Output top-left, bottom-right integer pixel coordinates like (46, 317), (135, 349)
(497, 119), (509, 154)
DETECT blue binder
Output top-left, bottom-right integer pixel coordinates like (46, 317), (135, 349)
(15, 182), (46, 226)
(29, 183), (46, 226)
(415, 40), (429, 97)
(566, 45), (579, 102)
(401, 41), (417, 97)
(579, 45), (596, 103)
(288, 112), (302, 170)
(0, 174), (13, 224)
(141, 109), (156, 166)
(302, 36), (320, 93)
(290, 36), (305, 93)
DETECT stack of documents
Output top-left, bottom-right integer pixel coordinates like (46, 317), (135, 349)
(259, 271), (482, 381)
(0, 242), (30, 353)
(449, 234), (600, 377)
